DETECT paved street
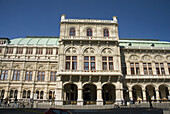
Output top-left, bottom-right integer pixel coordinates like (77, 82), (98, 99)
(0, 108), (163, 114)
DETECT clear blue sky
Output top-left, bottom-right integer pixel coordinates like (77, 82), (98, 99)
(0, 0), (170, 41)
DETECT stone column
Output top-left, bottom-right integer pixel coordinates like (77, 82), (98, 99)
(96, 82), (103, 105)
(115, 81), (123, 103)
(126, 62), (131, 76)
(17, 84), (22, 99)
(44, 85), (48, 100)
(77, 81), (83, 105)
(129, 89), (133, 99)
(142, 89), (146, 102)
(55, 76), (63, 105)
(139, 62), (144, 75)
(155, 89), (160, 100)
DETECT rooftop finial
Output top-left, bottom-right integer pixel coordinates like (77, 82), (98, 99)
(113, 16), (117, 23)
(61, 14), (66, 20)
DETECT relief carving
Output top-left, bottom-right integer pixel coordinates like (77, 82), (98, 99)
(130, 55), (138, 60)
(155, 55), (163, 61)
(142, 55), (151, 61)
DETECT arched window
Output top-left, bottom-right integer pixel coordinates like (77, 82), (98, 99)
(1, 90), (5, 98)
(103, 29), (109, 37)
(10, 90), (13, 98)
(49, 91), (52, 99)
(70, 28), (75, 36)
(36, 91), (39, 99)
(27, 90), (31, 98)
(14, 90), (18, 98)
(40, 91), (44, 99)
(23, 90), (26, 98)
(87, 28), (92, 36)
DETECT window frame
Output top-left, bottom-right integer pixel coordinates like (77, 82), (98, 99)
(103, 29), (109, 37)
(37, 71), (45, 81)
(25, 71), (33, 81)
(87, 28), (92, 36)
(0, 70), (8, 80)
(70, 28), (76, 36)
(12, 70), (20, 81)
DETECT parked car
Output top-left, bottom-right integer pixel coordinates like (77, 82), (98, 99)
(44, 108), (71, 114)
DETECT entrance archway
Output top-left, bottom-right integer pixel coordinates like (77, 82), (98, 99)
(146, 85), (156, 101)
(83, 84), (97, 105)
(159, 85), (169, 99)
(132, 85), (143, 101)
(102, 84), (115, 104)
(64, 83), (77, 105)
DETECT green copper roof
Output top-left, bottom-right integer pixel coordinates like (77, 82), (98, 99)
(10, 37), (59, 45)
(119, 39), (170, 48)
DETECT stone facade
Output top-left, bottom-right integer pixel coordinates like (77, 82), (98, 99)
(0, 15), (170, 105)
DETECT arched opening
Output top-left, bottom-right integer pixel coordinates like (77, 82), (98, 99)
(36, 91), (39, 99)
(40, 91), (44, 99)
(27, 90), (31, 98)
(64, 83), (77, 105)
(23, 90), (26, 98)
(14, 90), (18, 98)
(10, 90), (13, 98)
(83, 84), (96, 105)
(0, 90), (5, 99)
(123, 86), (129, 103)
(132, 85), (143, 102)
(159, 85), (169, 100)
(146, 85), (156, 101)
(102, 84), (115, 105)
(49, 91), (52, 99)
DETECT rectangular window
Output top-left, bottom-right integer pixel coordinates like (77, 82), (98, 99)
(25, 71), (32, 81)
(66, 56), (77, 70)
(84, 62), (89, 70)
(37, 71), (45, 81)
(84, 56), (95, 70)
(17, 48), (23, 54)
(102, 56), (113, 70)
(36, 48), (43, 54)
(130, 62), (140, 75)
(50, 71), (57, 81)
(56, 49), (58, 55)
(168, 63), (170, 74)
(7, 48), (13, 54)
(143, 63), (152, 75)
(46, 48), (53, 55)
(26, 48), (33, 54)
(155, 63), (165, 76)
(13, 70), (20, 80)
(0, 70), (8, 80)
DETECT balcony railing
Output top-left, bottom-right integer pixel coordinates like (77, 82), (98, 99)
(62, 36), (117, 41)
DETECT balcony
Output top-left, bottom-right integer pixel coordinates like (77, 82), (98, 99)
(59, 70), (122, 76)
(125, 75), (170, 79)
(61, 36), (118, 41)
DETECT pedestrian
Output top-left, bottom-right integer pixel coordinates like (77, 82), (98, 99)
(121, 98), (124, 105)
(51, 96), (55, 106)
(159, 97), (161, 103)
(4, 97), (8, 108)
(148, 96), (153, 108)
(13, 96), (18, 108)
(129, 97), (132, 104)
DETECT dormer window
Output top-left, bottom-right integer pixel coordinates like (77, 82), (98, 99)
(104, 29), (109, 37)
(87, 28), (92, 36)
(70, 28), (75, 36)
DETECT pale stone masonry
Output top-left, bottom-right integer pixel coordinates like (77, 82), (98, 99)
(0, 15), (170, 105)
